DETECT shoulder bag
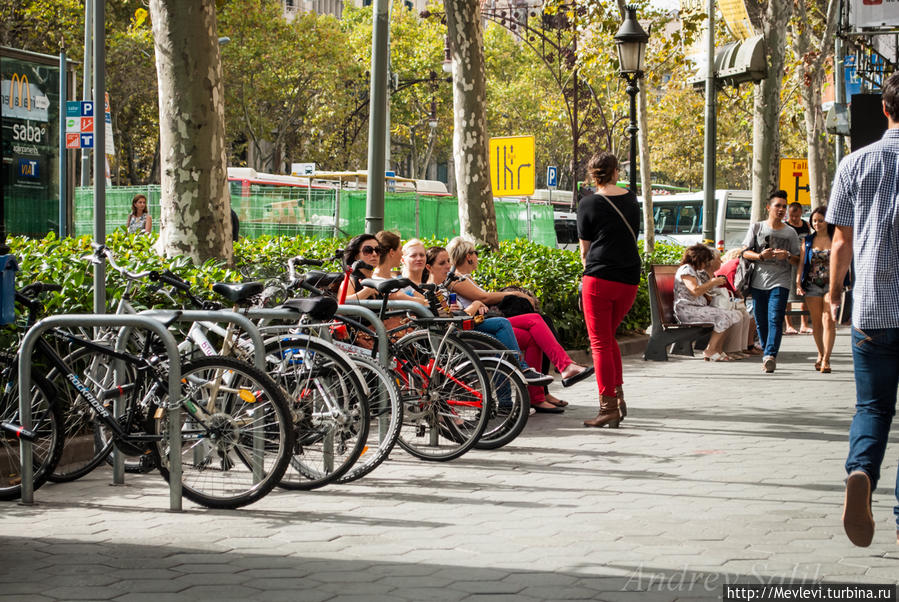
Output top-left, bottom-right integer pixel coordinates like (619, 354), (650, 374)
(598, 193), (638, 246)
(733, 222), (761, 296)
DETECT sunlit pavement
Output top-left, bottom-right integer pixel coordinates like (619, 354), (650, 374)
(2, 326), (897, 602)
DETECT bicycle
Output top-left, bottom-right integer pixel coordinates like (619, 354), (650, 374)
(8, 289), (295, 509)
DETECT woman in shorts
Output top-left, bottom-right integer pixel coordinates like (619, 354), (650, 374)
(796, 206), (837, 373)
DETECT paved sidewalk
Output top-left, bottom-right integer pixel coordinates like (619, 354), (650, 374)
(2, 327), (897, 602)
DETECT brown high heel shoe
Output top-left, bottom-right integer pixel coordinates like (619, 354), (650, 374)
(584, 395), (621, 428)
(615, 385), (627, 421)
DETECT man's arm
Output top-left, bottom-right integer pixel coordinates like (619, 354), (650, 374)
(828, 225), (853, 321)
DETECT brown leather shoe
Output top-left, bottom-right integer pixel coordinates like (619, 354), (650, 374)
(615, 385), (627, 421)
(584, 395), (620, 428)
(843, 471), (875, 547)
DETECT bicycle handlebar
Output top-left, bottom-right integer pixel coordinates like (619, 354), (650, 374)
(89, 243), (154, 281)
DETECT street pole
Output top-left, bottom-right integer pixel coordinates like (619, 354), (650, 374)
(365, 0), (390, 234)
(701, 0), (716, 246)
(626, 75), (639, 193)
(834, 33), (846, 167)
(81, 0), (93, 187)
(93, 0), (106, 314)
(59, 51), (67, 238)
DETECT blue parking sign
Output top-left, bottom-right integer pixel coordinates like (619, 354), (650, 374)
(546, 166), (558, 189)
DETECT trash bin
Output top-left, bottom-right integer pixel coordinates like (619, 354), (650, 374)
(0, 255), (19, 325)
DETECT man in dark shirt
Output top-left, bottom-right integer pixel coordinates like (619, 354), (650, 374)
(784, 199), (812, 334)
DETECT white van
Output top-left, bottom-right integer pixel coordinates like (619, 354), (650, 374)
(642, 190), (751, 250)
(543, 188), (751, 252)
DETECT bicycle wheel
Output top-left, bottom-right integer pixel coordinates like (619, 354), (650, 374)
(392, 329), (491, 462)
(473, 357), (529, 450)
(45, 345), (156, 482)
(335, 354), (402, 483)
(0, 373), (65, 500)
(154, 356), (293, 509)
(264, 335), (369, 490)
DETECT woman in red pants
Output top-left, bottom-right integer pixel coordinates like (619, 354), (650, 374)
(443, 237), (595, 413)
(578, 152), (641, 428)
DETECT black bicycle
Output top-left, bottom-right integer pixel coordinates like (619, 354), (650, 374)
(3, 285), (295, 509)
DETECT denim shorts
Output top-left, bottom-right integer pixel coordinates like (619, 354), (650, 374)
(803, 281), (827, 297)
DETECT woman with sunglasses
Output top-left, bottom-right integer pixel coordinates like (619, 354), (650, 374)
(337, 234), (383, 301)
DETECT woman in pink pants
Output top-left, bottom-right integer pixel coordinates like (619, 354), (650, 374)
(577, 152), (641, 428)
(444, 237), (595, 413)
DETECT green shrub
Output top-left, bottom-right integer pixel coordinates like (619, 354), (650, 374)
(7, 234), (683, 350)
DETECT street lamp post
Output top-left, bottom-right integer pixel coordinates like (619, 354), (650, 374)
(614, 5), (649, 194)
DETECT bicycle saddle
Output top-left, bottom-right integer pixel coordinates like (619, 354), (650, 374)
(212, 281), (265, 303)
(278, 296), (338, 321)
(360, 278), (414, 295)
(304, 271), (344, 288)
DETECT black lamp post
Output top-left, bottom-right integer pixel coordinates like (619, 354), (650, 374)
(614, 5), (649, 193)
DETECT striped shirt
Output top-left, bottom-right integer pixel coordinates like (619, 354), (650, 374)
(826, 128), (899, 329)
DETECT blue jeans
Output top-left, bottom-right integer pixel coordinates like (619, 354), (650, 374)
(749, 286), (789, 357)
(475, 317), (528, 371)
(846, 326), (899, 526)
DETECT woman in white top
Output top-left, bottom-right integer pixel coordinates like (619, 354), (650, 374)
(126, 194), (152, 234)
(673, 244), (742, 362)
(400, 238), (428, 285)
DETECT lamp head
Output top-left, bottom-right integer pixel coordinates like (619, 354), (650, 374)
(614, 5), (649, 75)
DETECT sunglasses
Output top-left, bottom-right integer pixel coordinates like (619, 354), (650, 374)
(361, 245), (381, 255)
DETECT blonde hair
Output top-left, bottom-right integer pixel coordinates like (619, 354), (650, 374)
(721, 247), (745, 262)
(402, 238), (425, 255)
(446, 236), (476, 268)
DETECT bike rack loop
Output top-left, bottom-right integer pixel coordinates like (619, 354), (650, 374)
(138, 310), (266, 371)
(18, 314), (183, 510)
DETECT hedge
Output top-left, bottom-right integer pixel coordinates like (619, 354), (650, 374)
(7, 232), (684, 349)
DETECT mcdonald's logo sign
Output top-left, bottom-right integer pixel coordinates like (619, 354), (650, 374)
(8, 73), (31, 111)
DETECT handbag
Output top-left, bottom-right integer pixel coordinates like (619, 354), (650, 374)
(734, 222), (761, 296)
(495, 294), (536, 318)
(708, 287), (735, 310)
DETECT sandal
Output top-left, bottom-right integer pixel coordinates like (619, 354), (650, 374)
(814, 360), (822, 371)
(545, 395), (569, 408)
(703, 352), (731, 362)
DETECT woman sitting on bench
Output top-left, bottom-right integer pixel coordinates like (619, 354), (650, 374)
(673, 244), (744, 362)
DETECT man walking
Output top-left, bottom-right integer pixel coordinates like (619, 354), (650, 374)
(828, 71), (899, 548)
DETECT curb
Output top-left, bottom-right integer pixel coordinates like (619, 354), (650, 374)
(566, 334), (648, 366)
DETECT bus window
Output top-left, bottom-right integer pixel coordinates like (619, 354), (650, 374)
(675, 203), (702, 234)
(726, 199), (751, 219)
(654, 206), (676, 234)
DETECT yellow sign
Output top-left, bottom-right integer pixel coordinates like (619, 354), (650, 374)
(489, 135), (535, 197)
(779, 158), (810, 207)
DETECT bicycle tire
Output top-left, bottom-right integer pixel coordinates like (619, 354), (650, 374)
(472, 357), (530, 450)
(263, 335), (369, 490)
(335, 354), (403, 483)
(45, 345), (156, 482)
(154, 356), (294, 509)
(0, 373), (65, 500)
(392, 329), (491, 462)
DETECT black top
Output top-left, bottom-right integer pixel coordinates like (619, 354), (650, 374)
(577, 190), (641, 285)
(786, 219), (810, 237)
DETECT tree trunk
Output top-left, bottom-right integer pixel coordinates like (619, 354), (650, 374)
(794, 0), (837, 208)
(150, 0), (232, 263)
(445, 0), (498, 248)
(750, 0), (792, 222)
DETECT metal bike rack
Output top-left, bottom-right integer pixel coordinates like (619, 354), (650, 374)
(138, 310), (266, 370)
(18, 314), (183, 510)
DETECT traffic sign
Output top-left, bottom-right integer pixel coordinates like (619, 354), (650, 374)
(489, 135), (535, 197)
(546, 165), (558, 189)
(778, 158), (810, 206)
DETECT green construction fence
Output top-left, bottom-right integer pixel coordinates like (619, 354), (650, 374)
(73, 184), (557, 247)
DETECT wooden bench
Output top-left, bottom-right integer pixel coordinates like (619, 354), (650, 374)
(644, 264), (715, 361)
